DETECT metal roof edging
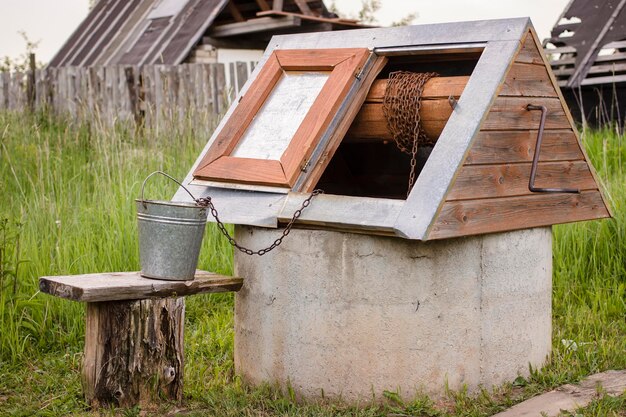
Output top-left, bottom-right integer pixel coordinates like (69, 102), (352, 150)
(394, 37), (526, 240)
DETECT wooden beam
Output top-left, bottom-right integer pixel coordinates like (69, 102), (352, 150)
(228, 0), (245, 22)
(39, 270), (243, 302)
(294, 0), (313, 16)
(256, 10), (372, 28)
(255, 0), (270, 11)
(272, 0), (283, 11)
(210, 15), (300, 38)
(580, 73), (626, 85)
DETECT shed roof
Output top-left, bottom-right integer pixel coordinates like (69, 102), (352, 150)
(175, 18), (610, 240)
(544, 0), (626, 87)
(48, 0), (370, 67)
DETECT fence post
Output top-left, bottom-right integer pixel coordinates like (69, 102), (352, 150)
(27, 53), (36, 112)
(125, 66), (144, 130)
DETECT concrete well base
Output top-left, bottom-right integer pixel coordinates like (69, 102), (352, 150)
(233, 226), (552, 402)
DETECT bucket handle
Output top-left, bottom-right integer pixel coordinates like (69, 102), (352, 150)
(140, 171), (198, 209)
(139, 170), (323, 256)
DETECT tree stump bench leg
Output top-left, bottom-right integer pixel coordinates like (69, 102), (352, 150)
(83, 298), (185, 408)
(39, 271), (243, 408)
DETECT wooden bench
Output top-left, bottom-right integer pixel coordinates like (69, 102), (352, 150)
(39, 271), (242, 408)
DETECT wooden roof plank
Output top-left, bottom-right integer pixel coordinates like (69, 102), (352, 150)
(256, 10), (373, 28)
(48, 0), (110, 67)
(76, 0), (143, 66)
(153, 0), (231, 65)
(210, 15), (300, 37)
(580, 73), (626, 85)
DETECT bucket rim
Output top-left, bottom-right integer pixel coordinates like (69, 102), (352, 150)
(135, 199), (203, 209)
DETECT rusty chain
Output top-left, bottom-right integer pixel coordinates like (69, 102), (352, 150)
(196, 189), (323, 256)
(382, 71), (439, 197)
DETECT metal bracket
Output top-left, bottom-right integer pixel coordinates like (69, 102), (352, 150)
(448, 95), (458, 109)
(354, 67), (365, 80)
(526, 104), (579, 194)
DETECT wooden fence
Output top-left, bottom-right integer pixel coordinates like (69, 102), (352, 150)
(0, 63), (246, 130)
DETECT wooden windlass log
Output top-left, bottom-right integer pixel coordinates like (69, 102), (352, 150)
(346, 76), (469, 141)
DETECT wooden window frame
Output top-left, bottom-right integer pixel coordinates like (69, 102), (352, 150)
(193, 48), (370, 188)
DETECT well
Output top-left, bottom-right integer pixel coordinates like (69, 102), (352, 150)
(173, 18), (610, 404)
(234, 226), (552, 401)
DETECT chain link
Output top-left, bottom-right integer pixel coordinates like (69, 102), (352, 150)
(196, 189), (323, 256)
(382, 71), (438, 197)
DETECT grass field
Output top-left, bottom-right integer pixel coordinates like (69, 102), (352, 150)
(0, 110), (624, 416)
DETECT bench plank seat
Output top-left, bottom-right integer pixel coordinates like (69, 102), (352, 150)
(39, 270), (242, 302)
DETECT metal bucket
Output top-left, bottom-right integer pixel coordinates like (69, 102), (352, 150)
(136, 172), (207, 281)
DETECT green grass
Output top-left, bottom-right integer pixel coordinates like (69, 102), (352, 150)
(0, 111), (624, 416)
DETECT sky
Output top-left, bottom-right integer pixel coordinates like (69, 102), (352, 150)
(0, 0), (571, 64)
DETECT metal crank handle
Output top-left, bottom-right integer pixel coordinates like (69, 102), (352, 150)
(526, 104), (579, 194)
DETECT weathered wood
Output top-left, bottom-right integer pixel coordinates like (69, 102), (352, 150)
(272, 0), (284, 11)
(580, 73), (626, 86)
(236, 61), (248, 90)
(515, 33), (545, 65)
(500, 62), (557, 97)
(0, 62), (228, 128)
(482, 97), (570, 130)
(256, 10), (371, 27)
(27, 53), (36, 112)
(428, 190), (610, 240)
(255, 0), (270, 11)
(124, 66), (142, 127)
(448, 161), (596, 201)
(465, 130), (584, 164)
(210, 16), (300, 38)
(227, 0), (245, 22)
(39, 270), (243, 302)
(83, 297), (184, 407)
(294, 0), (313, 15)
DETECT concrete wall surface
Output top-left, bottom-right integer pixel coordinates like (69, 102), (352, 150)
(233, 226), (552, 402)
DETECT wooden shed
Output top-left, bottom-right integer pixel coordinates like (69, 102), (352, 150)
(177, 18), (611, 241)
(48, 0), (369, 67)
(543, 0), (626, 125)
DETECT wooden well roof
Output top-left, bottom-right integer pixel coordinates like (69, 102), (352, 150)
(48, 0), (370, 67)
(176, 18), (610, 240)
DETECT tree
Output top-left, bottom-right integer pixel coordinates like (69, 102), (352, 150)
(0, 31), (41, 73)
(329, 0), (417, 26)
